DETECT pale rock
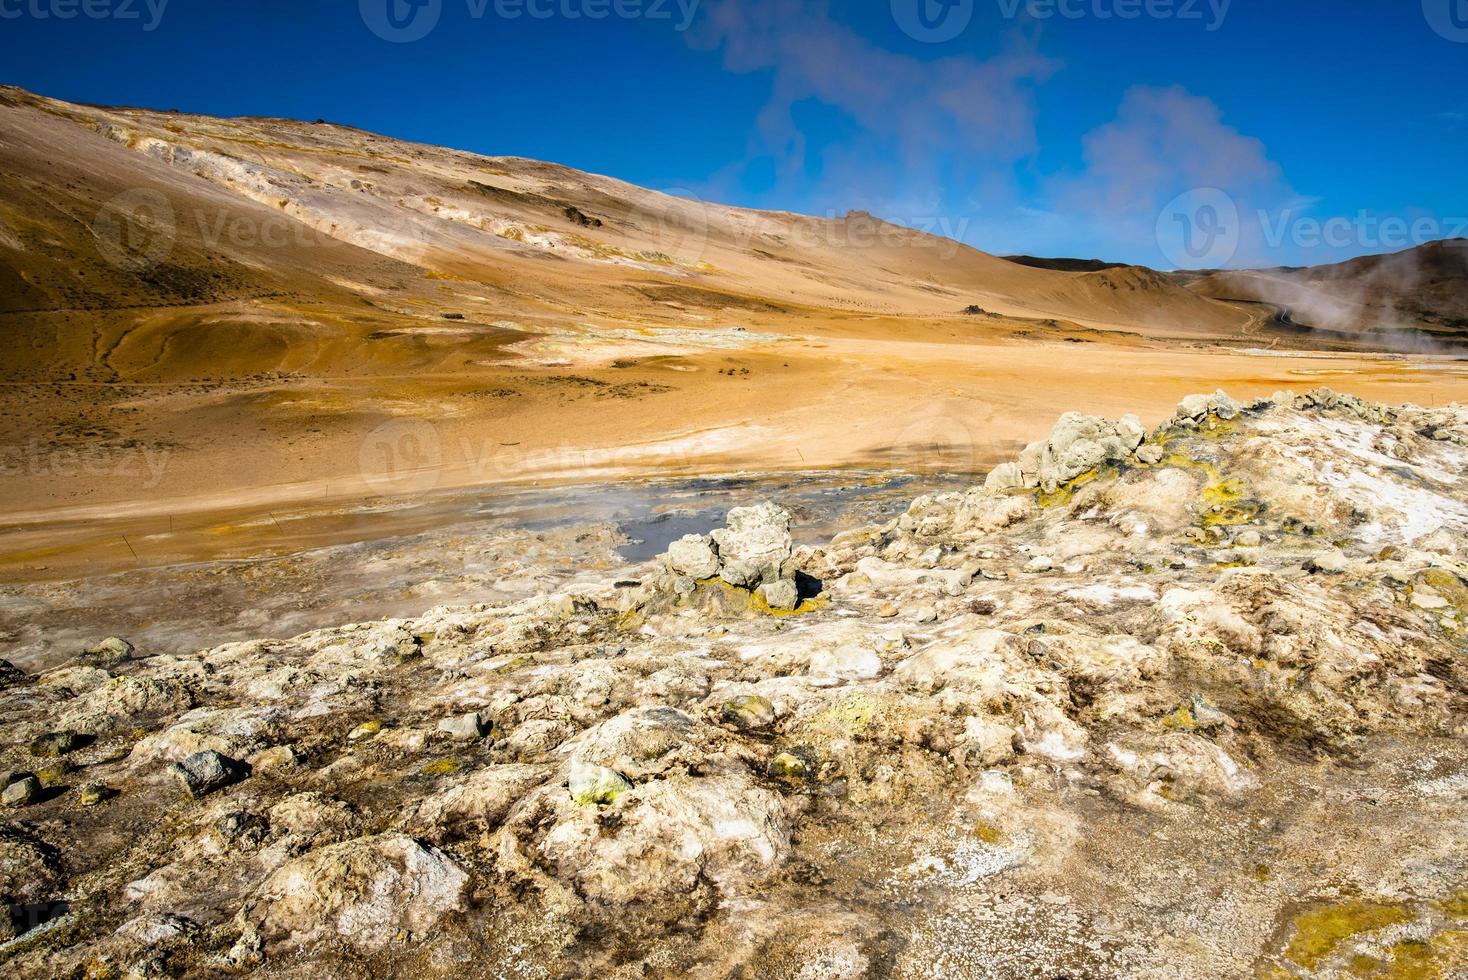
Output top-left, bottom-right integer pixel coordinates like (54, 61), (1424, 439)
(808, 647), (883, 682)
(711, 502), (793, 585)
(1233, 529), (1262, 548)
(1176, 389), (1241, 421)
(721, 695), (776, 730)
(538, 773), (789, 907)
(1, 776), (38, 807)
(961, 719), (1017, 766)
(568, 761), (633, 806)
(1304, 550), (1349, 574)
(758, 578), (800, 611)
(438, 712), (486, 741)
(666, 534), (720, 580)
(241, 834), (468, 952)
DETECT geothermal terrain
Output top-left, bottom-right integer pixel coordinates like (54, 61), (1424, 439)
(2, 87), (1468, 977)
(2, 389), (1468, 978)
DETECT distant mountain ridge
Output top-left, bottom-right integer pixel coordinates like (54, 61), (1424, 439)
(1186, 239), (1468, 347)
(1003, 255), (1131, 273)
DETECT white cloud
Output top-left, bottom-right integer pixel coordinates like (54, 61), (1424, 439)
(688, 0), (1058, 219)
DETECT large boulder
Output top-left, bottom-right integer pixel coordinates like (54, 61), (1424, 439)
(1176, 388), (1240, 421)
(985, 412), (1147, 494)
(168, 750), (248, 798)
(240, 834), (468, 953)
(665, 534), (720, 580)
(711, 502), (793, 585)
(536, 773), (789, 909)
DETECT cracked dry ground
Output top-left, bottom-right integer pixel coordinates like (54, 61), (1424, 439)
(2, 387), (1468, 978)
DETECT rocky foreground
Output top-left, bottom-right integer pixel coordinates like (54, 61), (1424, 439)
(3, 389), (1468, 978)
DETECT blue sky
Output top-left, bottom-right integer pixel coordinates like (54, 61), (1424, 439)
(1, 0), (1464, 267)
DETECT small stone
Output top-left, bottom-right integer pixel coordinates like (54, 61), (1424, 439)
(769, 752), (809, 782)
(1304, 550), (1348, 575)
(914, 606), (939, 624)
(34, 760), (76, 788)
(721, 695), (776, 731)
(665, 534), (719, 580)
(29, 731), (84, 758)
(1233, 529), (1262, 548)
(0, 660), (26, 688)
(1411, 587), (1450, 610)
(757, 579), (800, 612)
(1025, 555), (1054, 573)
(250, 745), (299, 772)
(169, 750), (247, 799)
(878, 603), (899, 619)
(719, 560), (760, 589)
(437, 713), (486, 742)
(348, 719), (384, 741)
(79, 783), (115, 807)
(2, 776), (39, 807)
(1162, 695), (1229, 732)
(568, 761), (632, 806)
(0, 769), (32, 790)
(82, 636), (135, 667)
(1135, 444), (1165, 465)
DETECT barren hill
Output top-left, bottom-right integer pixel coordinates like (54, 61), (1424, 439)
(1188, 239), (1468, 349)
(0, 86), (1462, 524)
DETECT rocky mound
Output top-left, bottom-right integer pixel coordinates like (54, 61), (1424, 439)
(2, 389), (1467, 977)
